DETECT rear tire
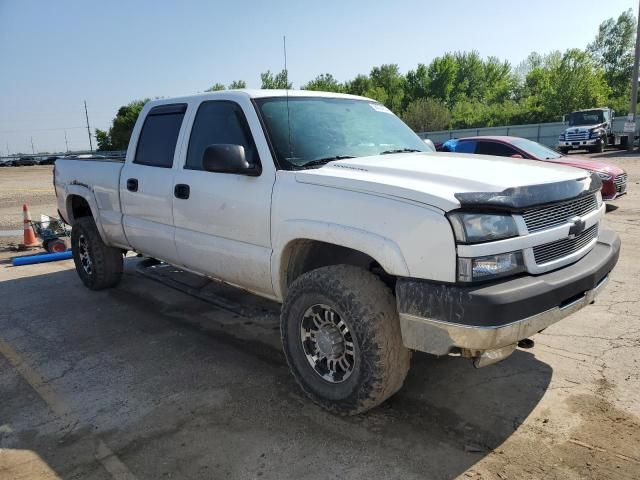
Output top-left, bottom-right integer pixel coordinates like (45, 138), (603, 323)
(71, 217), (123, 290)
(559, 147), (569, 155)
(281, 265), (410, 415)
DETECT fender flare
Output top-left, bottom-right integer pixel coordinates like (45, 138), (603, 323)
(271, 219), (410, 300)
(64, 185), (109, 242)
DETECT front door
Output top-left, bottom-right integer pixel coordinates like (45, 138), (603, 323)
(172, 99), (276, 297)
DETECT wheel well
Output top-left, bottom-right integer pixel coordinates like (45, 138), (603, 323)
(68, 195), (92, 223)
(282, 240), (394, 296)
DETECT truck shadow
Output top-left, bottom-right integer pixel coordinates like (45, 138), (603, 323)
(0, 264), (551, 479)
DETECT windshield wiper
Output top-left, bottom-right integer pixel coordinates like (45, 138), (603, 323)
(298, 155), (356, 168)
(380, 148), (423, 154)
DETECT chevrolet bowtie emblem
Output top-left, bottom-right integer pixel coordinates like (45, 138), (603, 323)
(568, 216), (586, 239)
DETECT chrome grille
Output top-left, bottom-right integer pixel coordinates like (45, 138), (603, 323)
(614, 173), (627, 194)
(533, 224), (598, 265)
(522, 194), (598, 233)
(565, 131), (589, 141)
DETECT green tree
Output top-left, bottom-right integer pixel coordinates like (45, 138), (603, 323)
(260, 70), (292, 89)
(427, 54), (458, 106)
(206, 83), (226, 91)
(452, 51), (486, 103)
(404, 63), (429, 107)
(483, 56), (515, 103)
(588, 9), (636, 99)
(228, 80), (247, 89)
(544, 49), (610, 119)
(95, 129), (113, 151)
(344, 74), (372, 96)
(368, 64), (405, 112)
(402, 98), (451, 132)
(301, 73), (344, 92)
(97, 99), (149, 151)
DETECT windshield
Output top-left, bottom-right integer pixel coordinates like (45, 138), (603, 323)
(255, 97), (429, 168)
(568, 110), (604, 126)
(509, 137), (562, 160)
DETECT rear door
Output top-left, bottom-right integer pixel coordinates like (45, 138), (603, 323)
(120, 103), (187, 263)
(475, 141), (519, 157)
(172, 98), (276, 298)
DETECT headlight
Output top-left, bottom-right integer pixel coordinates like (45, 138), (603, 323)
(595, 171), (612, 181)
(589, 131), (601, 139)
(458, 252), (525, 282)
(596, 191), (603, 207)
(559, 134), (565, 140)
(448, 212), (519, 244)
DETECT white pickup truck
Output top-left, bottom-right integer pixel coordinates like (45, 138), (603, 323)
(55, 90), (620, 415)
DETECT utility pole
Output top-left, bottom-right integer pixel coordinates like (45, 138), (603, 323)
(64, 129), (69, 153)
(628, 0), (640, 151)
(84, 100), (93, 152)
(6, 143), (9, 157)
(30, 136), (35, 155)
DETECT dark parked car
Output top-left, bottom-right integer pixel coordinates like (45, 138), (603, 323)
(11, 157), (38, 167)
(439, 136), (627, 201)
(38, 156), (59, 165)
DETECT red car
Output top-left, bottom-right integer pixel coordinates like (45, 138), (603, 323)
(439, 136), (628, 201)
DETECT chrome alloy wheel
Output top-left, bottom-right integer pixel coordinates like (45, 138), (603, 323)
(77, 233), (93, 275)
(300, 304), (356, 383)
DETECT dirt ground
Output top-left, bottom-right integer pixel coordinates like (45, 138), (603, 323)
(0, 154), (639, 480)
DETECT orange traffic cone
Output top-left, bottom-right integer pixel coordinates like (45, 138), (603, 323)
(21, 204), (39, 248)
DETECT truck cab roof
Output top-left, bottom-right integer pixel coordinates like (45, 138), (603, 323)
(145, 89), (372, 108)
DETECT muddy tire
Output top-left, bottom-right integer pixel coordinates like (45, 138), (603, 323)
(558, 147), (570, 155)
(71, 217), (123, 290)
(281, 265), (410, 415)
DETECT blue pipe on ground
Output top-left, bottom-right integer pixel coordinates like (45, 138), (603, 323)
(11, 250), (73, 266)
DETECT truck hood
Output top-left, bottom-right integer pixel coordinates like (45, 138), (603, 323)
(295, 152), (593, 211)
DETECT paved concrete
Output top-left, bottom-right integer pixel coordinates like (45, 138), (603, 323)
(1, 153), (639, 479)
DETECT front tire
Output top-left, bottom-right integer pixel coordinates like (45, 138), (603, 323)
(71, 217), (123, 290)
(281, 265), (410, 415)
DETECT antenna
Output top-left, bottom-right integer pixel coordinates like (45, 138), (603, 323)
(84, 100), (93, 153)
(284, 35), (292, 162)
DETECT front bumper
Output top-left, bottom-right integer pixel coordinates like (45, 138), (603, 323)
(559, 138), (601, 148)
(396, 229), (620, 365)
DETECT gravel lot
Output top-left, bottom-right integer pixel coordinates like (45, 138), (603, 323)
(0, 154), (639, 479)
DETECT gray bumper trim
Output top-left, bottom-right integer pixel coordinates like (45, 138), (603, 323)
(399, 275), (609, 356)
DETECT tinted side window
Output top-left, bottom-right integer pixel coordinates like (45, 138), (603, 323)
(134, 104), (187, 168)
(186, 101), (258, 170)
(475, 141), (517, 157)
(455, 140), (477, 153)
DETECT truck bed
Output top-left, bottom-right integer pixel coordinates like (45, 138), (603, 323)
(54, 158), (129, 248)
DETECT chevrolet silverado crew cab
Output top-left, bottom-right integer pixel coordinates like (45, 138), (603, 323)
(54, 90), (620, 415)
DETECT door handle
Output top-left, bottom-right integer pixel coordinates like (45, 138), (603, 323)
(174, 184), (190, 199)
(126, 178), (138, 192)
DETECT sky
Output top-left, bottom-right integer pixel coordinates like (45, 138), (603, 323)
(0, 0), (637, 154)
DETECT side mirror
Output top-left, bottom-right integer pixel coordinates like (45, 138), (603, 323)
(202, 144), (259, 176)
(510, 154), (524, 159)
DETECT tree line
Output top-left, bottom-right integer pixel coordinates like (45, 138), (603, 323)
(96, 9), (636, 151)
